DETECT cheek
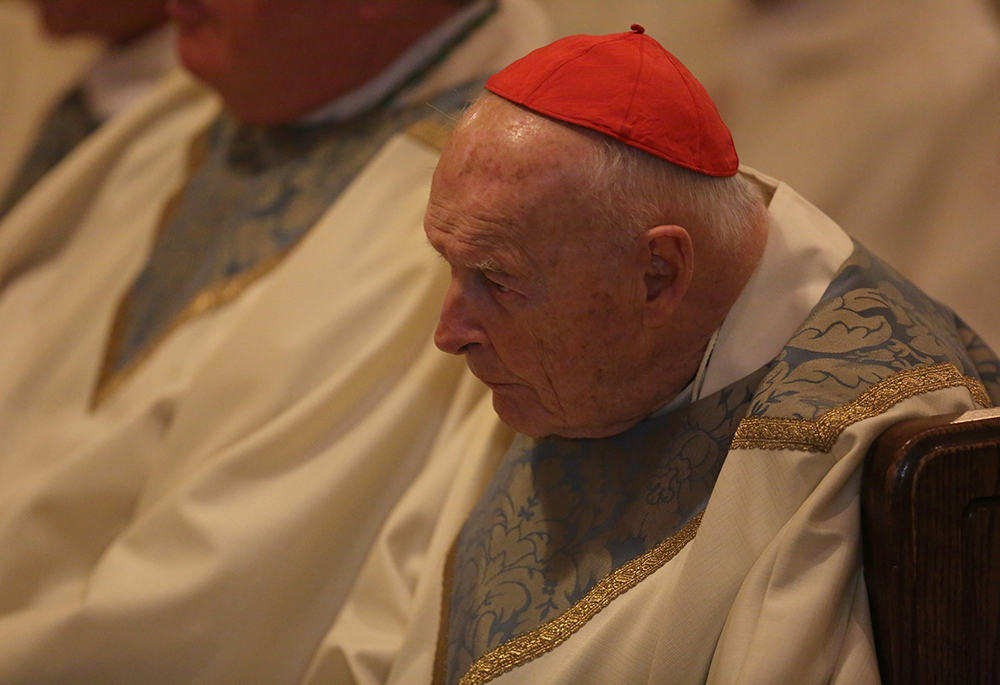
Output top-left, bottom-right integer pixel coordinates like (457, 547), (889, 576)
(177, 8), (260, 82)
(549, 294), (637, 383)
(231, 0), (308, 44)
(36, 0), (82, 14)
(489, 313), (544, 368)
(489, 313), (585, 403)
(222, 7), (304, 76)
(558, 290), (621, 348)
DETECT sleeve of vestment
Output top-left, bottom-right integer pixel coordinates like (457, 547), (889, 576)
(703, 387), (985, 684)
(298, 388), (513, 685)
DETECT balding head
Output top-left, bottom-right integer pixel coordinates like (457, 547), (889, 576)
(426, 94), (768, 439)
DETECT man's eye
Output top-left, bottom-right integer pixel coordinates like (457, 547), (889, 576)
(479, 270), (511, 294)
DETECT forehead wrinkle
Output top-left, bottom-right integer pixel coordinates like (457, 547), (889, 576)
(456, 222), (540, 284)
(434, 104), (596, 284)
(427, 193), (541, 283)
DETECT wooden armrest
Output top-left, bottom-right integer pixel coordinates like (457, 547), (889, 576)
(862, 407), (1000, 685)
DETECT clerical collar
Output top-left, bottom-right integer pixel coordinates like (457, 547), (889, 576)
(81, 24), (177, 123)
(647, 378), (695, 418)
(301, 0), (496, 125)
(651, 166), (854, 419)
(695, 166), (854, 401)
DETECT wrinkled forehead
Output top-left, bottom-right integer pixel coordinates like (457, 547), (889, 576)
(443, 96), (595, 189)
(429, 100), (607, 268)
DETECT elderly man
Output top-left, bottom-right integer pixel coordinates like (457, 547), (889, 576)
(316, 27), (1000, 684)
(0, 0), (547, 682)
(0, 0), (173, 218)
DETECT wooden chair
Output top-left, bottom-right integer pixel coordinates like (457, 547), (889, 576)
(862, 407), (1000, 685)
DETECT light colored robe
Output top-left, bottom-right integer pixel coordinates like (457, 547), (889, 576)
(712, 0), (1000, 348)
(0, 24), (177, 219)
(0, 1), (97, 196)
(313, 168), (998, 685)
(0, 1), (550, 682)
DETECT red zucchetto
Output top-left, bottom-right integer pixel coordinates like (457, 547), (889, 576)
(485, 25), (739, 177)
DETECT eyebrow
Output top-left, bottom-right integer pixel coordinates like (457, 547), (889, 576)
(426, 232), (507, 274)
(426, 224), (539, 286)
(471, 256), (503, 273)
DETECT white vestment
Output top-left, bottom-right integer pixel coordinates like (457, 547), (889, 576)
(0, 16), (176, 224)
(712, 0), (1000, 347)
(313, 168), (996, 684)
(0, 1), (97, 195)
(0, 1), (549, 682)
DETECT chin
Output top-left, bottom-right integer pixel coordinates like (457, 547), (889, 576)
(493, 393), (634, 439)
(491, 395), (551, 439)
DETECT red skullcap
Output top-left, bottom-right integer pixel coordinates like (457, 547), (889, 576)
(485, 25), (739, 177)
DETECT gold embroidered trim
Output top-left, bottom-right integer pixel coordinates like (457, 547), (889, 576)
(91, 127), (210, 409)
(92, 249), (287, 409)
(90, 126), (301, 409)
(731, 362), (992, 453)
(456, 512), (703, 685)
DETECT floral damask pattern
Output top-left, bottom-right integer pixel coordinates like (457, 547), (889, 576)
(439, 366), (770, 684)
(749, 246), (1000, 421)
(438, 243), (1000, 685)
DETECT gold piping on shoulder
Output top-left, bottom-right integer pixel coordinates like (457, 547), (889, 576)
(455, 512), (703, 685)
(731, 362), (992, 453)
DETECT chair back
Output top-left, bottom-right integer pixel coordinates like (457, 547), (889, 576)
(862, 407), (1000, 685)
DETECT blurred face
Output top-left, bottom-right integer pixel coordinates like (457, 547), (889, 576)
(34, 0), (167, 44)
(168, 0), (460, 124)
(426, 103), (654, 439)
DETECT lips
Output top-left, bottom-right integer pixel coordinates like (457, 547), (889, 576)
(465, 359), (516, 388)
(471, 373), (521, 391)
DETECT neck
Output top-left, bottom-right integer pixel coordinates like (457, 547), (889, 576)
(300, 0), (495, 125)
(644, 207), (771, 415)
(108, 19), (168, 48)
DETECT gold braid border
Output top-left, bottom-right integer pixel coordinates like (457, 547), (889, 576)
(93, 118), (452, 410)
(456, 512), (703, 685)
(731, 362), (992, 453)
(92, 129), (294, 410)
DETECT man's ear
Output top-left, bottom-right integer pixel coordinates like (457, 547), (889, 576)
(641, 224), (693, 326)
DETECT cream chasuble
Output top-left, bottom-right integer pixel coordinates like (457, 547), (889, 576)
(310, 169), (998, 685)
(0, 24), (177, 220)
(0, 1), (98, 199)
(0, 1), (551, 682)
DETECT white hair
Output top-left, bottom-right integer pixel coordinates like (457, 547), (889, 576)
(582, 132), (766, 257)
(462, 93), (766, 258)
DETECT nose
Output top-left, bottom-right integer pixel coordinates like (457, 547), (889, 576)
(435, 277), (488, 355)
